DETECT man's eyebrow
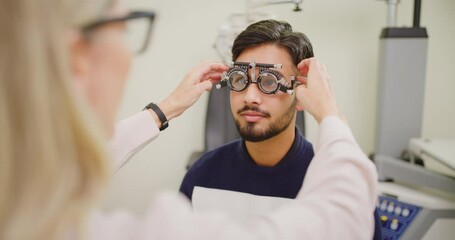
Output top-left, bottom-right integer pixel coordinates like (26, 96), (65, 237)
(259, 68), (286, 79)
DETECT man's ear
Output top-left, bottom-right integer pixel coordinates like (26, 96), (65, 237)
(67, 30), (91, 89)
(294, 94), (305, 111)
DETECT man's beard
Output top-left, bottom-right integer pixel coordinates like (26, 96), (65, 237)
(234, 100), (296, 142)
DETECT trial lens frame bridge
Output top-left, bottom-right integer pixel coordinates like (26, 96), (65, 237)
(216, 61), (297, 95)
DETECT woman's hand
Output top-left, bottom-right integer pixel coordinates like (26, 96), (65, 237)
(156, 61), (229, 121)
(295, 58), (342, 123)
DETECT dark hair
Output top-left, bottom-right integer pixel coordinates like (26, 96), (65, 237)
(232, 19), (314, 65)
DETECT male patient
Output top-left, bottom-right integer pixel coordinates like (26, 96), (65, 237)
(180, 19), (381, 239)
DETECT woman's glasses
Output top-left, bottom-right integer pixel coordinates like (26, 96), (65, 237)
(216, 61), (297, 95)
(81, 11), (156, 55)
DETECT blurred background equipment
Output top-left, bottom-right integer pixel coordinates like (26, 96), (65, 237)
(214, 0), (303, 63)
(373, 0), (455, 239)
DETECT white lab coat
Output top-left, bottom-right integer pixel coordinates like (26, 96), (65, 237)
(92, 111), (378, 239)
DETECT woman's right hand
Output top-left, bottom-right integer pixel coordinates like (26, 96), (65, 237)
(295, 58), (342, 123)
(155, 61), (229, 121)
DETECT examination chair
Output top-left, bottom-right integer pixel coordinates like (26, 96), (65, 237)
(186, 87), (306, 169)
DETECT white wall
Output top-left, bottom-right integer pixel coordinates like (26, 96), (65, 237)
(103, 0), (455, 213)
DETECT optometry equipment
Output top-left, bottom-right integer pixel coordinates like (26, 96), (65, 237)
(215, 61), (297, 95)
(373, 0), (455, 239)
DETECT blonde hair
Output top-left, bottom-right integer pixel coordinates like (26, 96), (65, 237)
(0, 0), (114, 239)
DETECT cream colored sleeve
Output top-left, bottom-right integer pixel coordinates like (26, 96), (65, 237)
(108, 111), (160, 170)
(91, 116), (378, 240)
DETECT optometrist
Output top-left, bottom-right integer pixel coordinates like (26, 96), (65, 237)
(0, 0), (378, 239)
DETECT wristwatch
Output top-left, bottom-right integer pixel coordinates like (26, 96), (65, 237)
(144, 102), (169, 131)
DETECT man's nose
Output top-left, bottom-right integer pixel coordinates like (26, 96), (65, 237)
(243, 82), (263, 105)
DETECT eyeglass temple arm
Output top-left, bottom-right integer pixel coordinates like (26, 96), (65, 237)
(215, 72), (228, 89)
(278, 76), (297, 95)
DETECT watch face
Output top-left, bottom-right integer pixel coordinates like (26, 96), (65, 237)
(160, 121), (169, 131)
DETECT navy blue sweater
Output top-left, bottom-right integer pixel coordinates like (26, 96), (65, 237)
(180, 129), (313, 199)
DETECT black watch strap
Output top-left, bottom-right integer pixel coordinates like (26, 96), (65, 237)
(144, 102), (169, 131)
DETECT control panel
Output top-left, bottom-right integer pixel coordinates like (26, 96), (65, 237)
(378, 195), (421, 240)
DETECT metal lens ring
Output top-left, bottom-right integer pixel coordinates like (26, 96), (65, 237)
(257, 69), (284, 94)
(227, 68), (249, 92)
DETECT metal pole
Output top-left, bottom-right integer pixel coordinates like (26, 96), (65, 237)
(386, 0), (400, 27)
(413, 0), (422, 27)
